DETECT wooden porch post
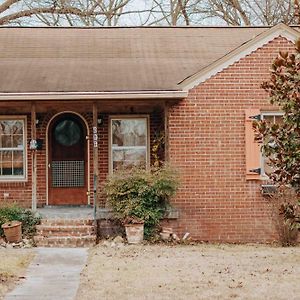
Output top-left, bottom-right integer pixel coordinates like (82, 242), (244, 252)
(92, 102), (99, 218)
(31, 102), (37, 211)
(164, 101), (170, 162)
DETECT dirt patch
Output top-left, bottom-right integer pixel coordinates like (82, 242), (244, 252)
(76, 243), (300, 300)
(0, 249), (34, 300)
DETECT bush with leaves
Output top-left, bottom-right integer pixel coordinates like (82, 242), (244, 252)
(0, 204), (41, 238)
(254, 40), (300, 189)
(103, 165), (179, 239)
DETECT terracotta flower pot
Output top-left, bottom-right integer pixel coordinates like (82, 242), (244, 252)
(124, 223), (144, 244)
(1, 221), (22, 243)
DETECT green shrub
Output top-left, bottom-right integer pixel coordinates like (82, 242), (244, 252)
(104, 165), (179, 239)
(0, 204), (41, 238)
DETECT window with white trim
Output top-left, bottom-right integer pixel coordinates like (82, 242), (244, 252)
(261, 112), (283, 177)
(110, 117), (149, 172)
(0, 117), (26, 180)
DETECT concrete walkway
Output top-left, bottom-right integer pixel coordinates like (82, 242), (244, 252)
(5, 248), (88, 300)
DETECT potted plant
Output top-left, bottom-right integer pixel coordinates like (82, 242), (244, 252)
(0, 203), (41, 243)
(1, 221), (22, 243)
(104, 165), (179, 243)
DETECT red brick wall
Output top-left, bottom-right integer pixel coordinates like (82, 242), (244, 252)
(168, 37), (295, 242)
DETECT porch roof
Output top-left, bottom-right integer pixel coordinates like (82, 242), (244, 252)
(0, 26), (297, 96)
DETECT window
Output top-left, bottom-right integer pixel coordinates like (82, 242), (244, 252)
(0, 117), (26, 180)
(261, 112), (283, 177)
(110, 116), (149, 172)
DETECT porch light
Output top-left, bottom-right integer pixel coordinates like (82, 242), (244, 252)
(97, 115), (104, 125)
(35, 116), (42, 127)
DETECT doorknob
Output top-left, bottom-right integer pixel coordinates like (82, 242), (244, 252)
(48, 163), (51, 168)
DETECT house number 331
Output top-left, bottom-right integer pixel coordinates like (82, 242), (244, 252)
(93, 126), (98, 148)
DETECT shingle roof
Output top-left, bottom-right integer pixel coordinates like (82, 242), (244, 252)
(0, 26), (278, 93)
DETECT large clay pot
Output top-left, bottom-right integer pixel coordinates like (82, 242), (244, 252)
(1, 221), (22, 243)
(124, 223), (144, 244)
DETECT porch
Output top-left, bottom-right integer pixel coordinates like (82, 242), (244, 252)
(0, 98), (179, 211)
(0, 97), (182, 245)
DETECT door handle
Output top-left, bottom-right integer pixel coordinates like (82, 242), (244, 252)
(48, 163), (51, 168)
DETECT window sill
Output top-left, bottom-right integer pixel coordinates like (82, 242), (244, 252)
(0, 178), (27, 183)
(247, 175), (273, 181)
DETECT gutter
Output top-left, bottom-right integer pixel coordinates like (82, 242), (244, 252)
(0, 91), (188, 101)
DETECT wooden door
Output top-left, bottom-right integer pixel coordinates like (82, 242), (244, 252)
(48, 113), (87, 205)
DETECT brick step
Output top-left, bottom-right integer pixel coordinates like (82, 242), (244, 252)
(34, 235), (96, 248)
(36, 225), (95, 237)
(40, 218), (94, 226)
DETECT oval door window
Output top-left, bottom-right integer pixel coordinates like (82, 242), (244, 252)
(54, 120), (81, 147)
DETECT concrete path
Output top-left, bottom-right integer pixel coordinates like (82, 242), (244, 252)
(5, 248), (88, 300)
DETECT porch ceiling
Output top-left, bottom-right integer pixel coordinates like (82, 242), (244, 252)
(0, 99), (170, 114)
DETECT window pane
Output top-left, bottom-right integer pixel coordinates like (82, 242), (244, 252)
(54, 120), (81, 146)
(1, 135), (12, 148)
(264, 115), (274, 123)
(13, 150), (23, 161)
(264, 157), (274, 176)
(262, 114), (283, 176)
(112, 119), (146, 146)
(275, 116), (283, 125)
(0, 120), (23, 135)
(1, 150), (12, 175)
(112, 148), (146, 170)
(13, 121), (23, 134)
(2, 150), (12, 162)
(13, 158), (24, 175)
(0, 121), (12, 134)
(13, 135), (23, 148)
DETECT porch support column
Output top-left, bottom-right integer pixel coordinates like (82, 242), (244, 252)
(92, 102), (99, 218)
(164, 101), (170, 162)
(31, 102), (37, 211)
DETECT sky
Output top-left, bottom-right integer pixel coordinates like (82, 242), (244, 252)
(1, 0), (221, 26)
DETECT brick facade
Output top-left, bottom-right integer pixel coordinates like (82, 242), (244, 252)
(167, 37), (295, 242)
(0, 36), (295, 242)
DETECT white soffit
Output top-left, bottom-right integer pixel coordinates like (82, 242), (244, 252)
(0, 91), (188, 101)
(179, 23), (300, 91)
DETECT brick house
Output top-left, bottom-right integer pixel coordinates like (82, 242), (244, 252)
(0, 23), (298, 243)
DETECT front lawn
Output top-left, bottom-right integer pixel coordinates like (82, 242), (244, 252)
(76, 243), (300, 300)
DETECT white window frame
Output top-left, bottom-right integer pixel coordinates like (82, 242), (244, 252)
(260, 112), (284, 178)
(109, 115), (150, 174)
(0, 116), (27, 182)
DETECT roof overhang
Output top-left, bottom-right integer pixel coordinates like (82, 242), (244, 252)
(179, 23), (300, 90)
(0, 90), (188, 101)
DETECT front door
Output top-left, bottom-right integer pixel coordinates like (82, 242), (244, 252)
(48, 113), (87, 205)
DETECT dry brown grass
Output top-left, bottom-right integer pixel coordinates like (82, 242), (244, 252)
(77, 243), (300, 300)
(0, 249), (34, 300)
